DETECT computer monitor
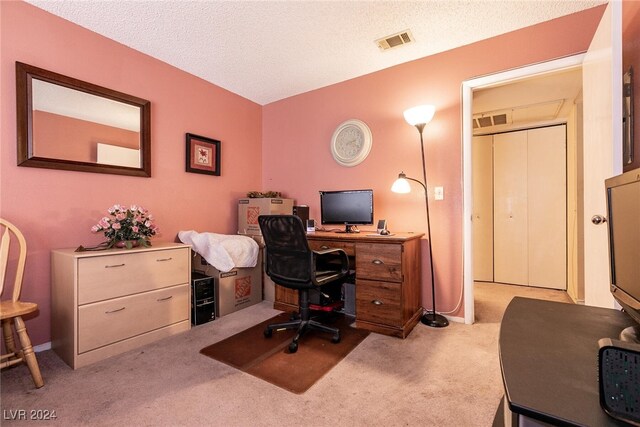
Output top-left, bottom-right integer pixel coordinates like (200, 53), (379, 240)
(319, 189), (373, 233)
(605, 168), (640, 343)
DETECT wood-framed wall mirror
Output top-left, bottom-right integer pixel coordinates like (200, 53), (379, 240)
(16, 62), (151, 177)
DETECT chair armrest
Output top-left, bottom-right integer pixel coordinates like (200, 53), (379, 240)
(312, 248), (349, 286)
(314, 248), (345, 256)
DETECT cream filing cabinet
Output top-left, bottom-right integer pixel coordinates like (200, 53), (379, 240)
(51, 243), (191, 369)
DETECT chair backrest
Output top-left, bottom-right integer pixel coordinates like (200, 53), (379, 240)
(258, 215), (314, 288)
(0, 218), (27, 302)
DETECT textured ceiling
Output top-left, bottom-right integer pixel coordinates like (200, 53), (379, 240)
(26, 0), (604, 105)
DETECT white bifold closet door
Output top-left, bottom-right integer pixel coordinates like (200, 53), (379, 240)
(526, 126), (567, 289)
(472, 135), (494, 282)
(493, 130), (529, 285)
(493, 125), (567, 289)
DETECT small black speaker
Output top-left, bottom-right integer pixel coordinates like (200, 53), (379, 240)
(293, 205), (309, 224)
(598, 338), (640, 425)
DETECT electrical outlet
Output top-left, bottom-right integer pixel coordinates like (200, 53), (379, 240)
(434, 186), (444, 200)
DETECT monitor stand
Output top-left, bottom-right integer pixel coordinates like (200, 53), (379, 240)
(335, 224), (359, 233)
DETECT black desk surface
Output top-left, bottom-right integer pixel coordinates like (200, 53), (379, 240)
(499, 297), (636, 426)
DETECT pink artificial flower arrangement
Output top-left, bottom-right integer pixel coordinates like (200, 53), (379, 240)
(92, 204), (158, 248)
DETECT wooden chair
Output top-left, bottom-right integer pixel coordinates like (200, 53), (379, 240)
(0, 218), (44, 388)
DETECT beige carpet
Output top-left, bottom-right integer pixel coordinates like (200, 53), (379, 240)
(474, 281), (574, 323)
(1, 283), (572, 426)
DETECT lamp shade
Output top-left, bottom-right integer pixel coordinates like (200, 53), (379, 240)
(391, 175), (411, 193)
(403, 105), (436, 126)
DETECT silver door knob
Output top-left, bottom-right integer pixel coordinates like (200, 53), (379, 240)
(591, 215), (607, 225)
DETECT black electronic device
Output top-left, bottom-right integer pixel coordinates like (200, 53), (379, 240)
(191, 271), (216, 325)
(319, 189), (373, 233)
(293, 205), (309, 224)
(605, 168), (640, 343)
(377, 219), (387, 234)
(598, 338), (640, 426)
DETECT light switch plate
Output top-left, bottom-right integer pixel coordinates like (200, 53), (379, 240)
(434, 186), (444, 200)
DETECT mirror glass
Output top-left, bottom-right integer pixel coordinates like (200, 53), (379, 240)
(17, 62), (151, 177)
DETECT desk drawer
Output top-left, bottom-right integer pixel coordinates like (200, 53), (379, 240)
(78, 248), (189, 304)
(78, 284), (189, 353)
(356, 279), (402, 326)
(308, 240), (355, 257)
(356, 243), (402, 282)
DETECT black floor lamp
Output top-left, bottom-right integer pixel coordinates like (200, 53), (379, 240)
(391, 104), (449, 328)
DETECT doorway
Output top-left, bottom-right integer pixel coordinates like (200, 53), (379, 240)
(461, 54), (586, 324)
(470, 71), (579, 321)
(461, 2), (622, 324)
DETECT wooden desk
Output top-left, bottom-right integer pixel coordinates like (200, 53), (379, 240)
(497, 297), (635, 426)
(273, 231), (424, 338)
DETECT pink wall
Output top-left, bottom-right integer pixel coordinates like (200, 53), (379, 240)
(33, 111), (140, 162)
(623, 0), (640, 171)
(0, 1), (262, 345)
(262, 6), (606, 319)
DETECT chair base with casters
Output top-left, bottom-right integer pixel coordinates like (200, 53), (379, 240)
(264, 288), (342, 353)
(1, 218), (44, 389)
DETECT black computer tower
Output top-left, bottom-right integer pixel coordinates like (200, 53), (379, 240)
(191, 272), (216, 325)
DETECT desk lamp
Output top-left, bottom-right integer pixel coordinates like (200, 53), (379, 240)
(392, 104), (449, 328)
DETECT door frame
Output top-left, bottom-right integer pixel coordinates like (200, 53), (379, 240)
(461, 54), (585, 324)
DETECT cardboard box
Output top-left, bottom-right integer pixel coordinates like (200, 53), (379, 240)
(237, 198), (294, 235)
(192, 251), (263, 317)
(243, 235), (274, 302)
(263, 272), (275, 303)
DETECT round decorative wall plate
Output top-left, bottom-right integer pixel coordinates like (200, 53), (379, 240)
(330, 119), (372, 167)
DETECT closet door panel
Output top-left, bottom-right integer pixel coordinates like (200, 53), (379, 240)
(527, 126), (567, 289)
(472, 135), (494, 281)
(493, 131), (528, 285)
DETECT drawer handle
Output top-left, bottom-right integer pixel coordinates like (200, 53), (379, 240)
(157, 296), (173, 302)
(372, 259), (384, 265)
(105, 263), (125, 268)
(371, 300), (383, 305)
(105, 307), (125, 314)
(320, 245), (330, 250)
(156, 257), (173, 262)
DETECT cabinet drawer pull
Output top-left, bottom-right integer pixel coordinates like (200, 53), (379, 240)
(156, 257), (173, 262)
(157, 296), (173, 302)
(372, 259), (384, 265)
(371, 300), (383, 305)
(105, 307), (125, 314)
(105, 263), (125, 268)
(320, 245), (330, 250)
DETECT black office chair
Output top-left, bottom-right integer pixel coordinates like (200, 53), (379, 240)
(258, 215), (349, 353)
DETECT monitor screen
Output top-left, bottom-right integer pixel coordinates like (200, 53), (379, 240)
(320, 189), (373, 233)
(606, 168), (640, 342)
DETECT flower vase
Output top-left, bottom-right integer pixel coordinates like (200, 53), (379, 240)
(114, 240), (140, 249)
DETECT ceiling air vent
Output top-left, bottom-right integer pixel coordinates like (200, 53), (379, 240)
(492, 113), (508, 125)
(473, 110), (513, 129)
(376, 30), (414, 51)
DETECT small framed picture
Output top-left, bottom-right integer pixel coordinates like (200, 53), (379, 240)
(186, 133), (220, 176)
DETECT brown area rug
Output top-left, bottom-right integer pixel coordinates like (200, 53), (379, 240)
(200, 312), (369, 394)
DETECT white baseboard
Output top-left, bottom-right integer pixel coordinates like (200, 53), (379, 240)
(444, 315), (464, 324)
(33, 342), (51, 352)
